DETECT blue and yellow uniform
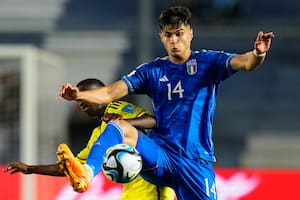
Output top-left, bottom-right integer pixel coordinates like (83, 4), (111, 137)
(76, 100), (174, 200)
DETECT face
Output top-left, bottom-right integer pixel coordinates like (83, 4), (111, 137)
(159, 24), (193, 64)
(78, 102), (106, 118)
(77, 85), (106, 118)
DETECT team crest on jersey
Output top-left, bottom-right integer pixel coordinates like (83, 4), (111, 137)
(186, 59), (197, 75)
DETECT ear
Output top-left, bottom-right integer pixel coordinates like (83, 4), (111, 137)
(190, 28), (193, 40)
(159, 32), (163, 42)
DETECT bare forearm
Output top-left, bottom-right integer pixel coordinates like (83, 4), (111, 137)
(76, 80), (129, 104)
(231, 50), (265, 71)
(27, 164), (64, 176)
(125, 114), (156, 129)
(231, 31), (274, 72)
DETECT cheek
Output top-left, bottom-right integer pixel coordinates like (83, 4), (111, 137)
(90, 106), (98, 112)
(162, 40), (171, 50)
(182, 35), (192, 46)
(161, 38), (167, 45)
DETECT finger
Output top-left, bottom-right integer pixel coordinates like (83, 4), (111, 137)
(4, 165), (12, 172)
(261, 33), (275, 40)
(10, 169), (18, 175)
(265, 32), (275, 38)
(66, 83), (75, 90)
(256, 31), (263, 41)
(254, 32), (263, 49)
(59, 84), (68, 97)
(58, 85), (64, 97)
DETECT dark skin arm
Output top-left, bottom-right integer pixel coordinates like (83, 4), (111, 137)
(102, 113), (156, 130)
(4, 161), (64, 176)
(5, 113), (156, 176)
(126, 114), (156, 130)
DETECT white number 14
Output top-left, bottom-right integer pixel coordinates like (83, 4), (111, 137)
(205, 178), (217, 199)
(167, 80), (184, 100)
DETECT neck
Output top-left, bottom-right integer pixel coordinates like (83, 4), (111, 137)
(169, 50), (191, 64)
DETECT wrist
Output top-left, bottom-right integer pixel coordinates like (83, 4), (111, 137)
(252, 49), (266, 57)
(26, 166), (33, 174)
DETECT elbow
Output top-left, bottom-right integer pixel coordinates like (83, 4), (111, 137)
(149, 119), (157, 128)
(234, 52), (264, 72)
(244, 55), (265, 71)
(244, 65), (257, 72)
(244, 60), (263, 71)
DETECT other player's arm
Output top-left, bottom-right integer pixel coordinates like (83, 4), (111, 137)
(59, 80), (129, 105)
(230, 31), (274, 71)
(4, 161), (64, 176)
(125, 113), (156, 130)
(102, 113), (156, 130)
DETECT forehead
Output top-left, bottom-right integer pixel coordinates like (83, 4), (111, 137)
(160, 24), (190, 33)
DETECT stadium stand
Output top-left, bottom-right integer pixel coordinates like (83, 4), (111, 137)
(0, 0), (299, 168)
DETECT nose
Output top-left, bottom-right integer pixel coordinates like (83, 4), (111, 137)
(170, 34), (178, 43)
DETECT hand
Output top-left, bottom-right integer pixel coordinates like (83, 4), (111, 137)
(58, 83), (79, 101)
(102, 113), (123, 123)
(254, 31), (275, 54)
(4, 161), (31, 175)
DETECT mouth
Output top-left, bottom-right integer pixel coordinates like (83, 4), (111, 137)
(80, 105), (88, 112)
(171, 47), (180, 52)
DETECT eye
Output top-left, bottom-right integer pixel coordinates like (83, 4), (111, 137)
(165, 33), (172, 38)
(176, 32), (183, 37)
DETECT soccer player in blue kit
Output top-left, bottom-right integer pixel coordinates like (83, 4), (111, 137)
(58, 5), (274, 200)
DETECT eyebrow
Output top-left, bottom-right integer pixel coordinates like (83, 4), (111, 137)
(163, 28), (185, 34)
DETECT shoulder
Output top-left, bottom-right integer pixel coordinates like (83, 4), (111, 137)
(193, 49), (230, 62)
(153, 56), (168, 66)
(105, 101), (127, 114)
(137, 57), (167, 70)
(194, 49), (220, 57)
(196, 49), (234, 57)
(105, 101), (145, 117)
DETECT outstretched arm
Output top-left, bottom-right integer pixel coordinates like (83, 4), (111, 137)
(230, 31), (275, 71)
(4, 161), (64, 176)
(59, 80), (129, 105)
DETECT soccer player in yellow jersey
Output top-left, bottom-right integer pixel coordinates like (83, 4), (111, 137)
(5, 78), (175, 200)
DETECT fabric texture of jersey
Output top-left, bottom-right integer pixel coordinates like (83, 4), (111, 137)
(122, 50), (236, 162)
(76, 100), (175, 200)
(135, 130), (217, 200)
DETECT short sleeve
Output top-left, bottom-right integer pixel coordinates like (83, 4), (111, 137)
(121, 62), (152, 95)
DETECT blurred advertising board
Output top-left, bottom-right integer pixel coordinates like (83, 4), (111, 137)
(1, 166), (300, 200)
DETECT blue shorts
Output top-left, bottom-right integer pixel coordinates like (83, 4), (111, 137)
(135, 131), (217, 200)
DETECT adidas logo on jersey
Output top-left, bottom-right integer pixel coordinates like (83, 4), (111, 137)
(159, 75), (169, 82)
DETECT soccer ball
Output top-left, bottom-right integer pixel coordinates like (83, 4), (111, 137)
(102, 143), (142, 183)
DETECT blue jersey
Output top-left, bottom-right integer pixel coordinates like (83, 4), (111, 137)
(122, 50), (236, 162)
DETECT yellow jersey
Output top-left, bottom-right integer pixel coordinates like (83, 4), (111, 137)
(76, 100), (175, 200)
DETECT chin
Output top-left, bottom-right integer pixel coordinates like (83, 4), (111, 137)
(172, 54), (183, 60)
(171, 50), (182, 56)
(87, 112), (95, 117)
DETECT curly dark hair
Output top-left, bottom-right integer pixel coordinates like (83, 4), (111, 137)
(76, 78), (105, 91)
